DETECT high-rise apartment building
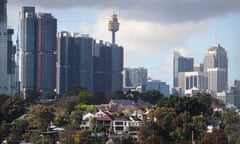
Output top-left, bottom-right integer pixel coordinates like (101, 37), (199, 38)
(57, 33), (123, 95)
(123, 67), (147, 88)
(0, 1), (8, 94)
(21, 6), (57, 96)
(93, 40), (123, 93)
(203, 44), (228, 94)
(56, 32), (94, 95)
(36, 13), (57, 96)
(111, 43), (123, 92)
(173, 51), (194, 87)
(21, 7), (36, 92)
(0, 0), (17, 95)
(93, 40), (112, 92)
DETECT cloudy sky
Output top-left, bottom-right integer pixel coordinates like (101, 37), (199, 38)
(7, 0), (240, 87)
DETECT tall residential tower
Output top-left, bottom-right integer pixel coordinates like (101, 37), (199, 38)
(21, 6), (57, 97)
(57, 32), (94, 95)
(0, 0), (17, 95)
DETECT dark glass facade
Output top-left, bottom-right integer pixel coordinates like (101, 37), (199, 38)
(21, 7), (57, 96)
(173, 51), (194, 87)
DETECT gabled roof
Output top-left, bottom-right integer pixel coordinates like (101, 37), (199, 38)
(96, 114), (112, 121)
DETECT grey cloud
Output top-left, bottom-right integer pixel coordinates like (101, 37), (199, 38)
(8, 0), (240, 23)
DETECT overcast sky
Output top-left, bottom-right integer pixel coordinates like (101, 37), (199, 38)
(7, 0), (240, 87)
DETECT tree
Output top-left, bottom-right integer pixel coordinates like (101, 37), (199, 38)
(23, 132), (54, 144)
(0, 94), (10, 106)
(69, 110), (83, 129)
(28, 104), (54, 131)
(78, 89), (94, 105)
(7, 120), (29, 144)
(1, 96), (25, 122)
(158, 94), (212, 116)
(55, 96), (81, 115)
(75, 104), (97, 113)
(65, 86), (82, 96)
(141, 135), (166, 144)
(92, 92), (108, 104)
(0, 121), (8, 142)
(45, 92), (57, 99)
(142, 90), (164, 105)
(24, 89), (40, 104)
(138, 107), (176, 142)
(200, 129), (228, 144)
(125, 91), (142, 101)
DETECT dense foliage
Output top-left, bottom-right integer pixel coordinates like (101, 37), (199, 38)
(1, 91), (240, 144)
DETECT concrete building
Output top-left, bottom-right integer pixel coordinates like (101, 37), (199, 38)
(194, 63), (203, 72)
(207, 68), (227, 94)
(57, 33), (123, 95)
(93, 40), (112, 92)
(204, 43), (228, 94)
(56, 32), (94, 95)
(21, 6), (57, 97)
(230, 80), (240, 95)
(93, 40), (123, 92)
(173, 51), (194, 87)
(217, 91), (240, 109)
(0, 0), (17, 95)
(123, 67), (147, 90)
(178, 71), (208, 94)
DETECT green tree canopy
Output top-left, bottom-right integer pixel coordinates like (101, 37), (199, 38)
(78, 89), (94, 105)
(24, 89), (41, 104)
(158, 94), (212, 116)
(28, 104), (54, 131)
(1, 96), (25, 122)
(142, 90), (164, 105)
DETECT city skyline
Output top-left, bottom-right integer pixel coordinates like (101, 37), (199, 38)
(7, 0), (240, 87)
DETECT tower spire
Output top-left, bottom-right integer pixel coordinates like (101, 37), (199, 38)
(108, 0), (119, 45)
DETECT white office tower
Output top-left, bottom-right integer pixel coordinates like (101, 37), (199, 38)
(208, 68), (227, 94)
(204, 44), (228, 95)
(178, 72), (208, 95)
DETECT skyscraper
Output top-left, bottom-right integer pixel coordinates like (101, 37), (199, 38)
(93, 40), (112, 92)
(0, 0), (17, 95)
(21, 6), (57, 96)
(36, 13), (57, 96)
(93, 40), (123, 92)
(107, 13), (123, 92)
(173, 51), (194, 87)
(57, 32), (94, 95)
(203, 43), (228, 94)
(111, 43), (123, 92)
(21, 7), (36, 92)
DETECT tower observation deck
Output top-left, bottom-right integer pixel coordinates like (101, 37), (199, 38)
(108, 14), (119, 45)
